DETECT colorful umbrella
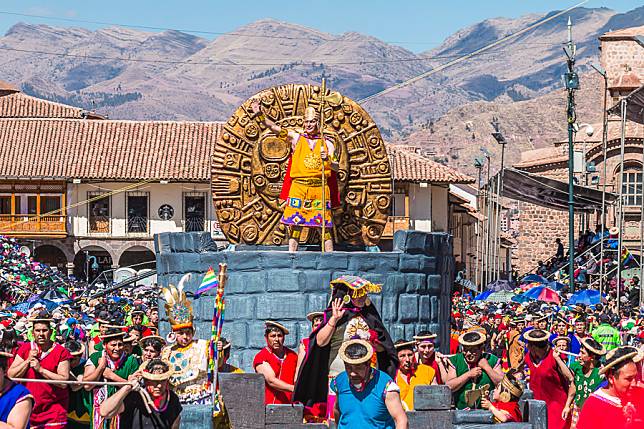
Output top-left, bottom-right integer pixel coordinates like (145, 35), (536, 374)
(486, 279), (513, 292)
(486, 290), (515, 303)
(521, 274), (547, 284)
(546, 281), (566, 292)
(566, 289), (603, 306)
(474, 290), (493, 301)
(513, 285), (560, 304)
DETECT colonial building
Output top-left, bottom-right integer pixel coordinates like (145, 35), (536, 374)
(0, 81), (476, 279)
(513, 25), (644, 274)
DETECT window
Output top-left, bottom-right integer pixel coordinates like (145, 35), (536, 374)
(0, 196), (10, 215)
(184, 193), (206, 232)
(27, 196), (37, 215)
(40, 195), (61, 216)
(127, 193), (149, 233)
(622, 169), (642, 206)
(88, 193), (110, 233)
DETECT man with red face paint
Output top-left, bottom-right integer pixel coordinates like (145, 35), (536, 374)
(100, 359), (182, 429)
(253, 321), (298, 405)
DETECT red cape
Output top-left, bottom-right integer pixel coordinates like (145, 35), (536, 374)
(279, 157), (341, 208)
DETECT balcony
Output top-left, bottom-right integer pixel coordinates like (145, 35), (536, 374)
(0, 214), (66, 237)
(382, 216), (411, 238)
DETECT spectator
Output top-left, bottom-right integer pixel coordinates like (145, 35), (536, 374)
(331, 339), (408, 429)
(8, 311), (71, 429)
(99, 359), (182, 429)
(217, 338), (243, 374)
(140, 336), (166, 362)
(481, 370), (524, 423)
(0, 352), (33, 429)
(576, 346), (642, 428)
(592, 314), (621, 351)
(446, 331), (503, 409)
(253, 321), (297, 405)
(556, 238), (565, 261)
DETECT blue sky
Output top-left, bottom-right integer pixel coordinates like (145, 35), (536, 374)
(0, 0), (640, 52)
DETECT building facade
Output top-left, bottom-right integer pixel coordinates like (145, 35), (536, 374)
(513, 25), (644, 274)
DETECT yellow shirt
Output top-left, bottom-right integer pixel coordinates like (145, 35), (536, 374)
(396, 363), (436, 411)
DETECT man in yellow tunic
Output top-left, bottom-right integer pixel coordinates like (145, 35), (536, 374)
(394, 340), (436, 411)
(250, 100), (339, 252)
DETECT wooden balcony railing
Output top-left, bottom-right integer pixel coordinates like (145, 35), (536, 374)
(382, 216), (411, 238)
(0, 214), (66, 236)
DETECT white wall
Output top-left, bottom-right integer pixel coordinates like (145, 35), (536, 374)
(407, 183), (449, 233)
(68, 182), (219, 238)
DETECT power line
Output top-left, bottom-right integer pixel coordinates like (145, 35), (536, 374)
(0, 42), (564, 67)
(0, 10), (565, 47)
(359, 0), (590, 104)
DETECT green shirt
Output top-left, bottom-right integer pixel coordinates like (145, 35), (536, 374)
(570, 362), (603, 407)
(449, 352), (499, 410)
(591, 324), (621, 351)
(88, 352), (140, 397)
(68, 364), (92, 428)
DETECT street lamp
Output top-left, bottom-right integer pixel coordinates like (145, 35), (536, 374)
(474, 157), (484, 290)
(491, 117), (508, 279)
(590, 63), (609, 298)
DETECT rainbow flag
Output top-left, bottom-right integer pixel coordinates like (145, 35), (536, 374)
(622, 247), (634, 267)
(195, 267), (218, 298)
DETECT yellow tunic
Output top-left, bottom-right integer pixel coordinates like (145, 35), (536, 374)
(396, 363), (436, 411)
(281, 134), (333, 228)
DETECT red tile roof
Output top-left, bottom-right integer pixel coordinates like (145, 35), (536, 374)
(0, 118), (473, 184)
(387, 145), (475, 184)
(0, 118), (221, 181)
(0, 88), (103, 119)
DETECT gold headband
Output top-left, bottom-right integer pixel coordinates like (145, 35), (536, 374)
(500, 376), (523, 398)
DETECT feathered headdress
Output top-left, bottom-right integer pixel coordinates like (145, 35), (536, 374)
(162, 275), (194, 331)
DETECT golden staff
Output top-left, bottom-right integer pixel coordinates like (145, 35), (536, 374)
(319, 78), (327, 254)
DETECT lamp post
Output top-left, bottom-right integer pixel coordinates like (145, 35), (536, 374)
(491, 117), (508, 279)
(591, 63), (608, 298)
(564, 17), (579, 293)
(474, 158), (484, 290)
(481, 149), (492, 289)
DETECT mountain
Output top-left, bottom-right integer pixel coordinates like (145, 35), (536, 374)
(0, 6), (642, 163)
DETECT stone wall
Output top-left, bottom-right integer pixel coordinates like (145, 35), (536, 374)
(514, 164), (582, 274)
(185, 375), (547, 429)
(155, 230), (454, 371)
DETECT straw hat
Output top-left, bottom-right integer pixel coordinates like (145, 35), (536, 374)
(413, 331), (437, 342)
(306, 312), (324, 322)
(524, 329), (550, 343)
(338, 339), (374, 365)
(265, 320), (289, 335)
(600, 346), (638, 375)
(579, 337), (606, 356)
(394, 340), (416, 351)
(139, 359), (174, 381)
(458, 331), (486, 347)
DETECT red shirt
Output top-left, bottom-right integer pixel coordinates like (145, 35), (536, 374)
(526, 350), (570, 429)
(16, 342), (72, 428)
(577, 388), (644, 429)
(491, 400), (522, 422)
(253, 346), (298, 405)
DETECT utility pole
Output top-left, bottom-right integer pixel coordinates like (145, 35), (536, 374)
(491, 117), (508, 279)
(474, 158), (484, 290)
(564, 17), (579, 293)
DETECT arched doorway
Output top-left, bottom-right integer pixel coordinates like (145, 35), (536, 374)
(118, 246), (156, 271)
(73, 246), (113, 282)
(33, 245), (67, 271)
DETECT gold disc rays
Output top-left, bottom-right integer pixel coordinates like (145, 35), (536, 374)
(212, 83), (392, 246)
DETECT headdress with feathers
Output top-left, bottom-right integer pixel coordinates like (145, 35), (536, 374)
(162, 274), (194, 331)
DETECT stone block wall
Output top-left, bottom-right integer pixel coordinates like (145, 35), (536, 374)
(600, 36), (644, 91)
(155, 230), (454, 371)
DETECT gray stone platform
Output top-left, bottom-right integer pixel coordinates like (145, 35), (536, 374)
(155, 230), (454, 370)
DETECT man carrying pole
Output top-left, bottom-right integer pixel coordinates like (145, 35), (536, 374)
(250, 80), (340, 252)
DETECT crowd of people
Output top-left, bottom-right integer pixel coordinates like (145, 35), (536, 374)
(0, 228), (642, 429)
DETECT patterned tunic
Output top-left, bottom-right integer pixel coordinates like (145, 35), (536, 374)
(161, 339), (211, 405)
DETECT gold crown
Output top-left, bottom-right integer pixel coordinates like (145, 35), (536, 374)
(161, 283), (193, 331)
(304, 106), (318, 121)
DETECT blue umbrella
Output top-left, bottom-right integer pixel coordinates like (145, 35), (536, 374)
(547, 281), (566, 292)
(9, 301), (30, 313)
(474, 290), (493, 301)
(521, 274), (547, 284)
(486, 280), (513, 292)
(512, 293), (531, 304)
(566, 289), (602, 306)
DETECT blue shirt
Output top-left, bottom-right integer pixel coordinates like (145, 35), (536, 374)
(331, 369), (396, 429)
(0, 383), (32, 429)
